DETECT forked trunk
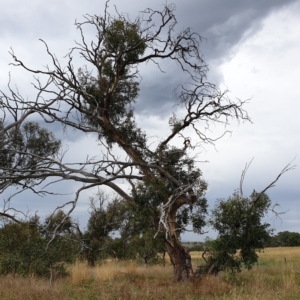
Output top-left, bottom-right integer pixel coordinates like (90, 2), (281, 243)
(165, 239), (194, 281)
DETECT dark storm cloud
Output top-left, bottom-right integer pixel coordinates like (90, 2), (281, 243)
(1, 0), (298, 117)
(174, 0), (298, 60)
(127, 0), (300, 116)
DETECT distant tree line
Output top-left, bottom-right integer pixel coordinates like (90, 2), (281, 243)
(188, 231), (300, 252)
(265, 231), (300, 247)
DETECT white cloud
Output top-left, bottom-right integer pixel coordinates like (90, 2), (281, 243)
(200, 3), (300, 229)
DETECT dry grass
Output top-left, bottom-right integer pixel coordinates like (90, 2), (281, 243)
(0, 276), (66, 300)
(1, 247), (300, 300)
(70, 260), (171, 285)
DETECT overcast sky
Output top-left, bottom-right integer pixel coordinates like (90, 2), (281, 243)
(1, 0), (299, 240)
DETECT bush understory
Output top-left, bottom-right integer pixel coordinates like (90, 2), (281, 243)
(1, 247), (300, 300)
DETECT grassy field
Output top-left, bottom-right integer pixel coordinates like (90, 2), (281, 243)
(1, 247), (300, 300)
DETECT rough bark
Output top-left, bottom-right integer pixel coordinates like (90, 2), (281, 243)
(165, 239), (194, 281)
(164, 206), (194, 281)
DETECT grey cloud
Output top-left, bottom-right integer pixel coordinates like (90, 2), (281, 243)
(130, 0), (300, 116)
(174, 0), (298, 60)
(2, 0), (298, 118)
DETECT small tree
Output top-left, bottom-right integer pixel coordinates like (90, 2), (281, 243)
(111, 189), (166, 263)
(0, 212), (78, 278)
(78, 192), (124, 266)
(42, 210), (79, 275)
(0, 218), (42, 276)
(207, 191), (273, 274)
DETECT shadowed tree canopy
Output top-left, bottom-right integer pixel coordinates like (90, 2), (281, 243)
(0, 121), (61, 222)
(0, 1), (293, 281)
(0, 121), (61, 174)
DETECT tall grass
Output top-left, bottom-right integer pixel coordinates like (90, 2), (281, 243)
(70, 260), (170, 285)
(1, 247), (300, 300)
(0, 276), (65, 300)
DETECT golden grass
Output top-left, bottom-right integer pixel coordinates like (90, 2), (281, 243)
(258, 246), (300, 263)
(0, 276), (66, 300)
(1, 247), (300, 300)
(70, 260), (171, 285)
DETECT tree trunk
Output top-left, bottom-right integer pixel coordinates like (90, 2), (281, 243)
(86, 250), (96, 267)
(165, 239), (194, 281)
(163, 201), (195, 281)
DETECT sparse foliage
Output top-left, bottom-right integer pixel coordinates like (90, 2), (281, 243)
(78, 192), (124, 266)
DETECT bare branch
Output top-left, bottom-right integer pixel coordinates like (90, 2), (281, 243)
(240, 157), (254, 197)
(252, 159), (296, 205)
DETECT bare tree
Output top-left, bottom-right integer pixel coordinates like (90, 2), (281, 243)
(2, 2), (285, 281)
